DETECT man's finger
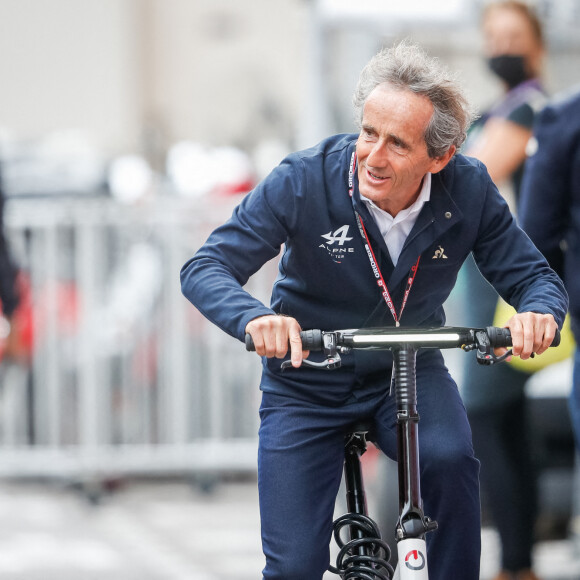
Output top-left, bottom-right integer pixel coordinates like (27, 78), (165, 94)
(536, 316), (557, 355)
(508, 317), (524, 357)
(289, 330), (303, 368)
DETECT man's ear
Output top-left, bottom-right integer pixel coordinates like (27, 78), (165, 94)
(429, 145), (456, 174)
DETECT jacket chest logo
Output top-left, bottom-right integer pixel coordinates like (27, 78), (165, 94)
(319, 225), (355, 263)
(321, 225), (353, 245)
(432, 245), (447, 260)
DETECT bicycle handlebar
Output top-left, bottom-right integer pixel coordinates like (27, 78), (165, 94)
(245, 325), (560, 354)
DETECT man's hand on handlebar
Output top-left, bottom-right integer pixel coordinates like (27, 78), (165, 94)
(245, 315), (309, 368)
(503, 312), (558, 360)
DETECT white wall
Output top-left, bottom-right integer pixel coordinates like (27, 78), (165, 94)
(0, 0), (143, 154)
(0, 0), (308, 157)
(143, 0), (308, 151)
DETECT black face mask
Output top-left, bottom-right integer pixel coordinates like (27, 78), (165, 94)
(487, 55), (528, 89)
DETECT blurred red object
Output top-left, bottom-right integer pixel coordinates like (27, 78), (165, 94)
(0, 273), (79, 364)
(0, 273), (34, 363)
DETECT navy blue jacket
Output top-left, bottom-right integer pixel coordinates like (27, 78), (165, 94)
(181, 134), (567, 404)
(520, 89), (580, 322)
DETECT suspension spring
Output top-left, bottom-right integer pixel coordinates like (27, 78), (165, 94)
(328, 513), (394, 579)
(393, 348), (417, 408)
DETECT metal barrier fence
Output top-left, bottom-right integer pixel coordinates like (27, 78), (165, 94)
(0, 194), (277, 481)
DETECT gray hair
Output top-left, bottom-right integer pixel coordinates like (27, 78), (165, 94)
(353, 41), (475, 158)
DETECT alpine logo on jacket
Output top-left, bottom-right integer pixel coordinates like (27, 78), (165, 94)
(321, 225), (353, 245)
(319, 225), (355, 263)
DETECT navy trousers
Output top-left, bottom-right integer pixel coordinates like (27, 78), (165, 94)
(257, 358), (481, 580)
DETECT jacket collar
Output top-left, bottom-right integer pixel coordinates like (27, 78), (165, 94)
(349, 150), (395, 273)
(350, 153), (463, 290)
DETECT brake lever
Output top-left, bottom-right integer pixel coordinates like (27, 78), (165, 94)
(281, 354), (342, 371)
(476, 348), (513, 365)
(280, 331), (343, 371)
(464, 329), (503, 365)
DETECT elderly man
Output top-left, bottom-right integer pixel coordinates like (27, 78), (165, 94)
(181, 42), (567, 580)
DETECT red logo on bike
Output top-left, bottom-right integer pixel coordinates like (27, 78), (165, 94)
(405, 549), (426, 570)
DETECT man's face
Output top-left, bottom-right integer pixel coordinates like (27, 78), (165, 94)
(355, 84), (453, 217)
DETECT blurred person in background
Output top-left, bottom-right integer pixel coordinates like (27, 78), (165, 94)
(460, 2), (547, 580)
(0, 170), (20, 360)
(466, 0), (546, 197)
(181, 41), (566, 580)
(519, 86), (580, 452)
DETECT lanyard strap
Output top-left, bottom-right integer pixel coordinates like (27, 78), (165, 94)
(348, 151), (421, 327)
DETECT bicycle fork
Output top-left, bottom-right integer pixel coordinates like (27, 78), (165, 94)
(392, 347), (437, 580)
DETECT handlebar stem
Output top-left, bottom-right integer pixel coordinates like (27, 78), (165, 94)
(392, 346), (437, 541)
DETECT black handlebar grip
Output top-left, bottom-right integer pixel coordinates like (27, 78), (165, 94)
(300, 329), (323, 351)
(245, 329), (324, 352)
(486, 326), (512, 348)
(245, 333), (257, 351)
(486, 326), (561, 348)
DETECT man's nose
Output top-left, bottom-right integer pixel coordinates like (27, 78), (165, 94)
(367, 142), (388, 167)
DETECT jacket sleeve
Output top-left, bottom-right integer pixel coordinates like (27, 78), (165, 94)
(180, 156), (305, 341)
(472, 167), (568, 328)
(519, 105), (571, 277)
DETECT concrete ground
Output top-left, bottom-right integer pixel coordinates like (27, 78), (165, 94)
(0, 478), (578, 580)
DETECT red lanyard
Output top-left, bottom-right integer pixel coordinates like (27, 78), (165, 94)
(348, 151), (421, 327)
